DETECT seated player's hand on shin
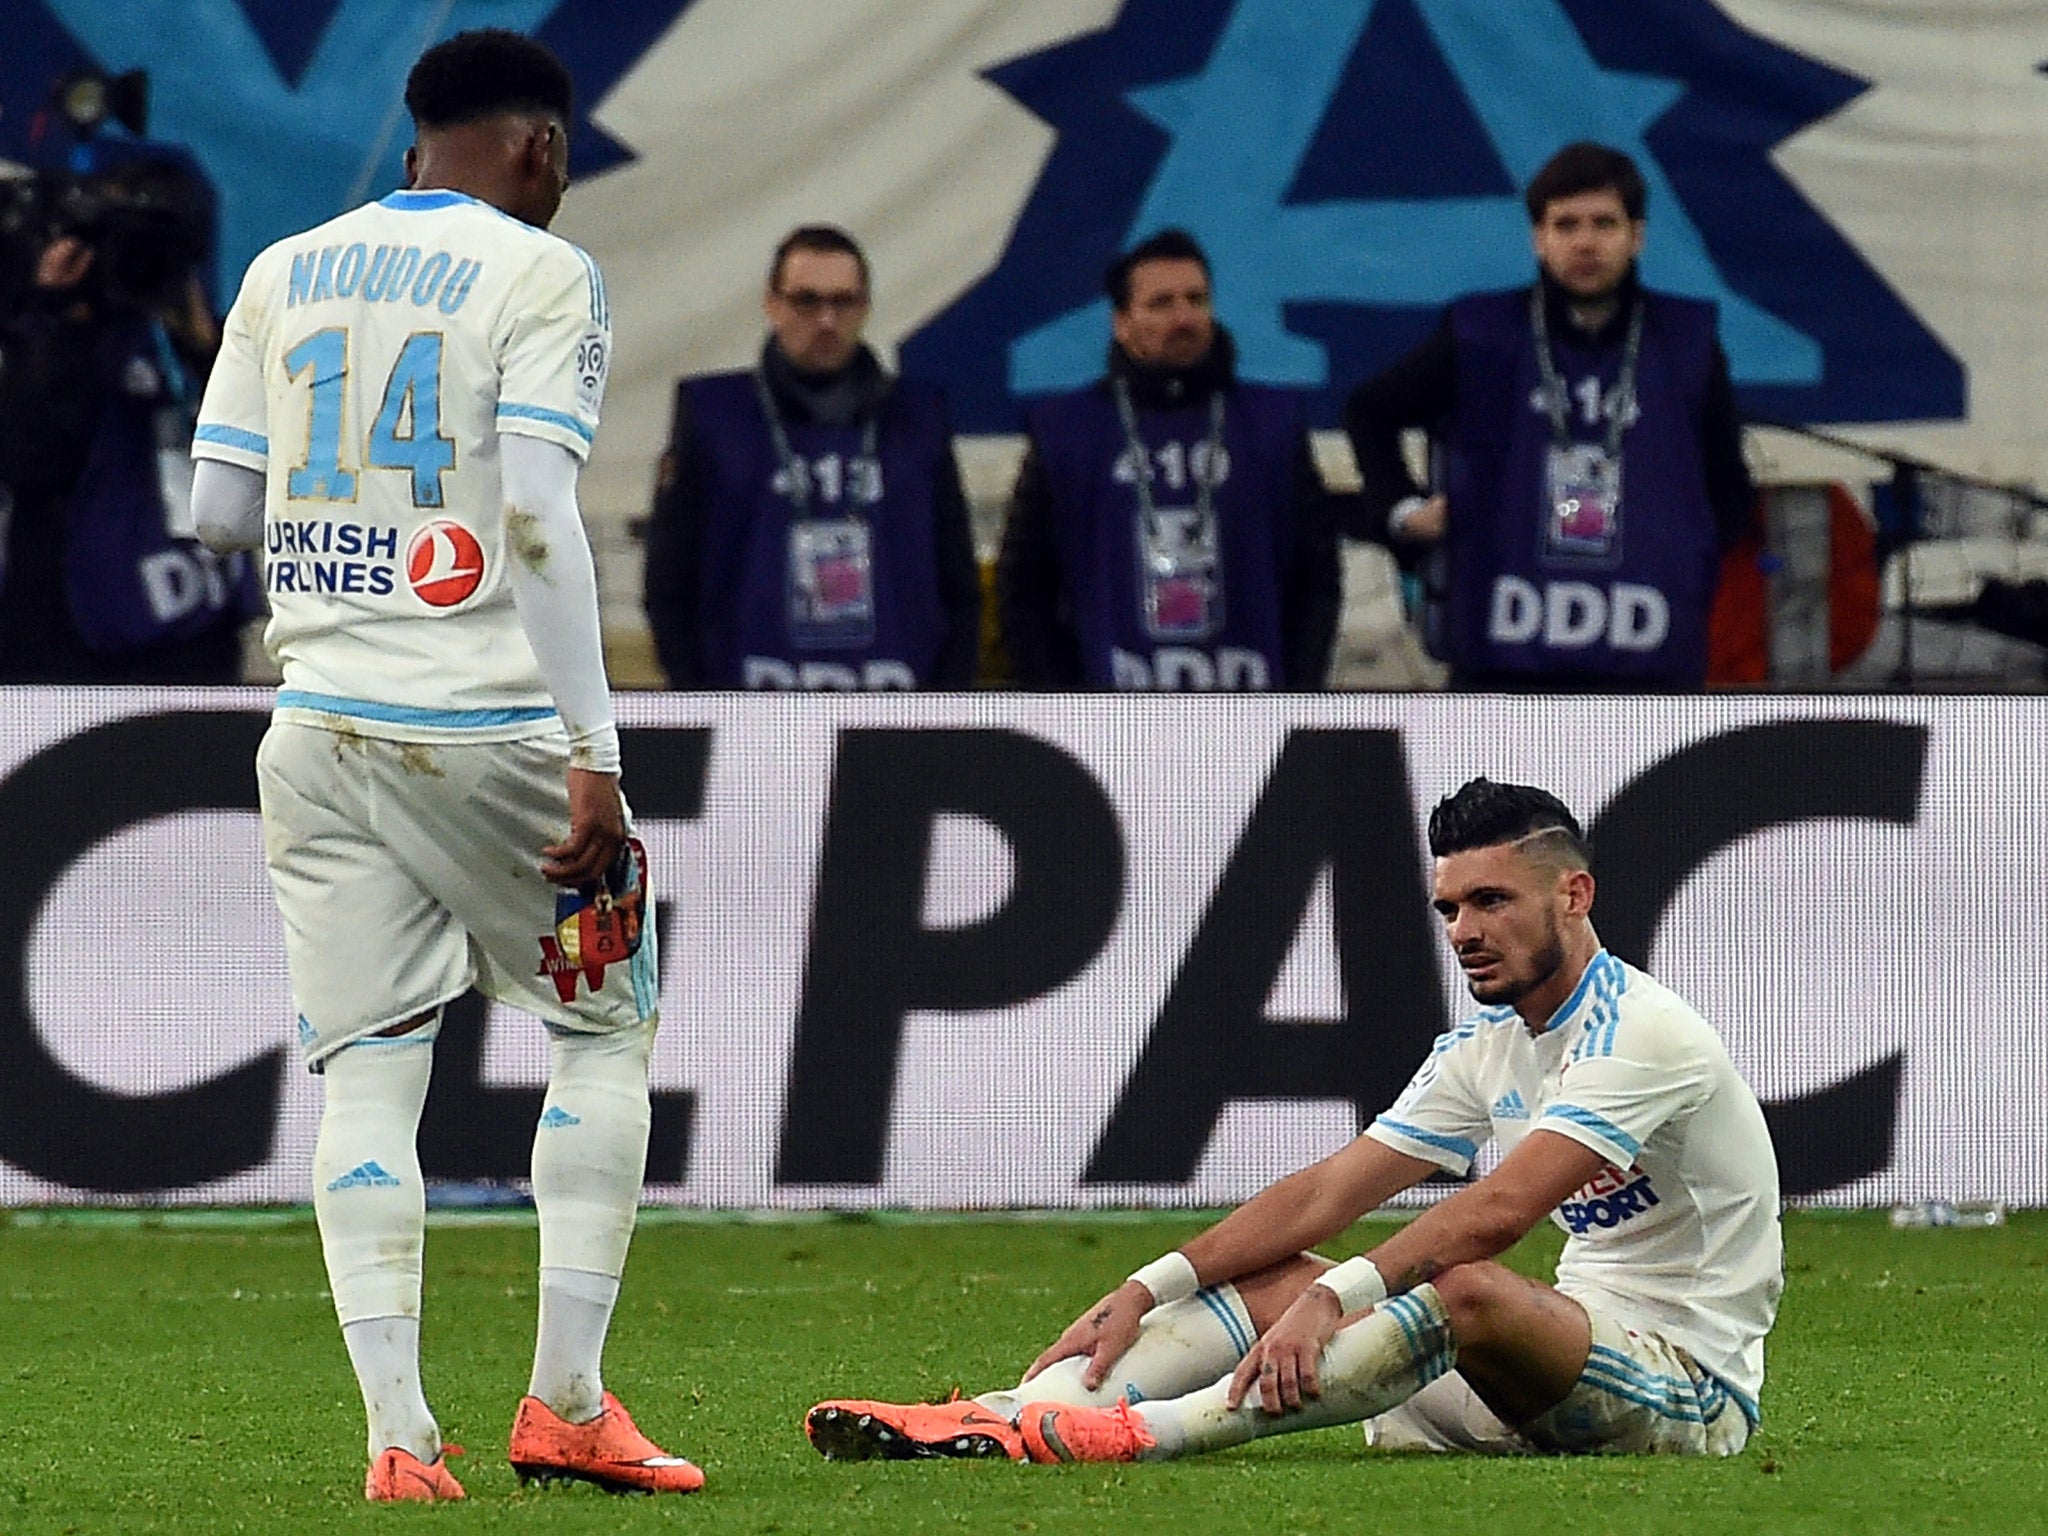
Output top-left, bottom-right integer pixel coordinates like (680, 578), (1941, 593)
(1024, 1281), (1149, 1391)
(1226, 1283), (1342, 1415)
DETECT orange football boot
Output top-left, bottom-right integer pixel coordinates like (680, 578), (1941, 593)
(508, 1391), (704, 1494)
(1017, 1398), (1156, 1464)
(805, 1395), (1025, 1461)
(364, 1444), (466, 1501)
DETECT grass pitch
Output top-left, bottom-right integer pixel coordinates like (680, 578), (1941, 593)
(0, 1209), (2041, 1534)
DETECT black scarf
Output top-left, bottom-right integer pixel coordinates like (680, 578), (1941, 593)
(1105, 325), (1239, 410)
(759, 339), (890, 427)
(1537, 264), (1643, 348)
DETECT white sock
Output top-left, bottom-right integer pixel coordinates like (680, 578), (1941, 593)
(312, 1029), (437, 1459)
(976, 1284), (1255, 1418)
(342, 1316), (439, 1461)
(1135, 1285), (1457, 1460)
(532, 1021), (653, 1274)
(528, 1022), (653, 1417)
(529, 1267), (622, 1422)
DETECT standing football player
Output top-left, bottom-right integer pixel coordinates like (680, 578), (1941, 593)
(190, 29), (701, 1501)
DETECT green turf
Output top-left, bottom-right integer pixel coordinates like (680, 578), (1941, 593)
(0, 1209), (2040, 1533)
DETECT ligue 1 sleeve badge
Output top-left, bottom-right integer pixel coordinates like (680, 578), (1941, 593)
(407, 519), (487, 607)
(537, 838), (650, 1002)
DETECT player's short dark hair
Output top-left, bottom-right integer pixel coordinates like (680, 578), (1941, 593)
(768, 225), (870, 293)
(1428, 777), (1591, 868)
(1105, 228), (1211, 310)
(405, 29), (574, 131)
(1524, 141), (1647, 224)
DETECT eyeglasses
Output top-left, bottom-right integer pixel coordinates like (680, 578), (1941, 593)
(774, 288), (869, 316)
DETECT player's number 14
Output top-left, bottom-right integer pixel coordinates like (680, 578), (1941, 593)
(284, 327), (455, 507)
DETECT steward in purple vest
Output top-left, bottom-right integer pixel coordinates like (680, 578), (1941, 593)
(643, 226), (981, 690)
(999, 230), (1339, 691)
(1346, 143), (1753, 690)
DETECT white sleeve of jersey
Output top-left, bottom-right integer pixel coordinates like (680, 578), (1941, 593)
(1365, 1023), (1494, 1176)
(191, 460), (266, 551)
(1542, 1011), (1713, 1172)
(496, 240), (609, 462)
(499, 433), (618, 773)
(193, 268), (271, 472)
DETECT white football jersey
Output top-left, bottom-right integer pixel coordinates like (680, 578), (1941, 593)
(1367, 949), (1783, 1421)
(194, 189), (611, 740)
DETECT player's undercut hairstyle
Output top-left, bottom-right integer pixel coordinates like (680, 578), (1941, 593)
(405, 28), (574, 132)
(768, 225), (871, 294)
(1524, 141), (1647, 224)
(1428, 777), (1591, 871)
(1105, 228), (1211, 311)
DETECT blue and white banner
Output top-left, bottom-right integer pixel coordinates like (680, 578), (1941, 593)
(7, 1), (2044, 520)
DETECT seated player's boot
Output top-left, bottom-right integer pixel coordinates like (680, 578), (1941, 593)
(508, 1391), (705, 1494)
(1017, 1399), (1156, 1464)
(805, 1395), (1025, 1461)
(364, 1444), (466, 1501)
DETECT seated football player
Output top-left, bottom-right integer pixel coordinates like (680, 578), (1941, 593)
(805, 779), (1783, 1464)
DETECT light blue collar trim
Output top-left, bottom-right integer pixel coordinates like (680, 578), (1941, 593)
(1532, 948), (1619, 1037)
(378, 188), (478, 212)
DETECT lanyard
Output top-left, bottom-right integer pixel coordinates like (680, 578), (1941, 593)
(1530, 286), (1642, 461)
(751, 369), (879, 518)
(1112, 376), (1225, 534)
(148, 321), (193, 408)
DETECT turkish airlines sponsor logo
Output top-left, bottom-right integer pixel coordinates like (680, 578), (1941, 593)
(406, 520), (485, 607)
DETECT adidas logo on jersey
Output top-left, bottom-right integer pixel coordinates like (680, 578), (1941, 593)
(538, 1106), (582, 1130)
(1491, 1089), (1529, 1120)
(326, 1161), (401, 1191)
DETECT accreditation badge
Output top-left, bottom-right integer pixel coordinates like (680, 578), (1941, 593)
(1138, 505), (1224, 641)
(787, 516), (876, 648)
(1543, 444), (1623, 563)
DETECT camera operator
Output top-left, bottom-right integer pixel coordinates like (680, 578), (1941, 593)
(0, 156), (258, 683)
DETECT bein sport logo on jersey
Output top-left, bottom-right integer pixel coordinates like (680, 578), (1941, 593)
(406, 520), (486, 608)
(538, 838), (649, 1003)
(1558, 1162), (1661, 1235)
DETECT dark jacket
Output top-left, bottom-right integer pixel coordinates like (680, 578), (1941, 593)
(998, 329), (1340, 689)
(0, 295), (252, 682)
(643, 340), (982, 688)
(1344, 269), (1754, 557)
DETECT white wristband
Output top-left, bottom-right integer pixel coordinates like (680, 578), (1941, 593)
(567, 722), (622, 775)
(1315, 1255), (1389, 1314)
(1126, 1251), (1200, 1307)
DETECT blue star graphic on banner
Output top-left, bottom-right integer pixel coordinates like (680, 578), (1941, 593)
(905, 0), (1961, 431)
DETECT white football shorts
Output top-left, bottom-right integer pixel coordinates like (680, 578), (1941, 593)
(1365, 1303), (1752, 1457)
(256, 720), (658, 1066)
